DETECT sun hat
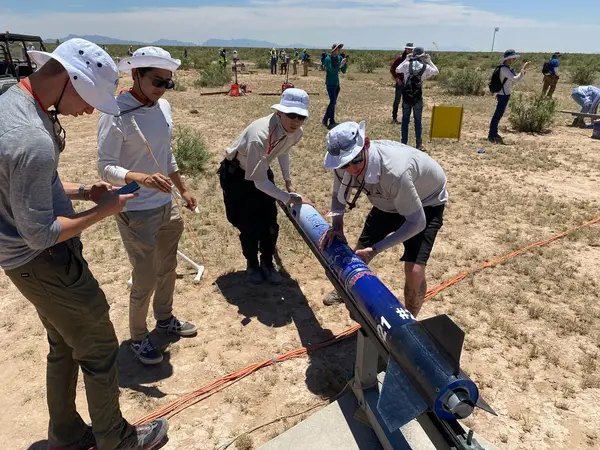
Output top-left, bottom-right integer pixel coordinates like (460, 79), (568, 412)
(323, 121), (366, 170)
(118, 46), (181, 75)
(272, 88), (310, 117)
(331, 43), (344, 52)
(501, 49), (520, 62)
(28, 38), (120, 115)
(405, 42), (415, 49)
(411, 47), (425, 59)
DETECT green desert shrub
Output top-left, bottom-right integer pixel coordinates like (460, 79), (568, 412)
(569, 64), (598, 85)
(508, 93), (557, 133)
(357, 54), (383, 73)
(443, 69), (486, 96)
(193, 64), (231, 88)
(172, 127), (212, 175)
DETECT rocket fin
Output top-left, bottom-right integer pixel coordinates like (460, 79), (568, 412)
(419, 314), (465, 375)
(377, 357), (428, 432)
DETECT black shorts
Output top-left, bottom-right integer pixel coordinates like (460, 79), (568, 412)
(357, 204), (445, 265)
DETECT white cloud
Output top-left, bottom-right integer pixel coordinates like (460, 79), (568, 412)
(2, 2), (599, 52)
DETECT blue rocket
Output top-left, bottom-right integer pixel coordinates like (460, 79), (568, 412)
(286, 204), (496, 431)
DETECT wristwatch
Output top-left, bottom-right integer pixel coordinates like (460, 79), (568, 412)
(78, 183), (86, 200)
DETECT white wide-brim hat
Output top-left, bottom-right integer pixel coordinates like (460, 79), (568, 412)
(118, 46), (181, 75)
(28, 38), (120, 115)
(501, 49), (520, 62)
(272, 88), (310, 117)
(324, 121), (366, 170)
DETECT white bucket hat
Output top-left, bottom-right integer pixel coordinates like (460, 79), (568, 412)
(272, 88), (310, 117)
(28, 38), (120, 115)
(324, 121), (366, 170)
(500, 49), (520, 62)
(118, 46), (181, 75)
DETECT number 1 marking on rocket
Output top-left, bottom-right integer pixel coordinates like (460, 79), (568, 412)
(377, 316), (392, 341)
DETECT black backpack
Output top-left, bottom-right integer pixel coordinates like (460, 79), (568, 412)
(489, 64), (508, 94)
(542, 61), (553, 75)
(403, 60), (426, 106)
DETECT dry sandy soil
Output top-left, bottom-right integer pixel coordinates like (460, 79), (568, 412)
(1, 62), (600, 450)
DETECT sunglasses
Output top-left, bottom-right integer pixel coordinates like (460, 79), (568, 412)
(285, 112), (307, 121)
(151, 77), (175, 89)
(340, 155), (364, 170)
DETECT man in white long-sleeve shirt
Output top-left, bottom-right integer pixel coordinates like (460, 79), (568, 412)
(395, 46), (439, 150)
(488, 49), (531, 144)
(570, 85), (600, 128)
(219, 88), (311, 284)
(319, 121), (447, 317)
(98, 46), (198, 366)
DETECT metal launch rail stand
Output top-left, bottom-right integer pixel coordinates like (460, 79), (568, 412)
(352, 331), (486, 450)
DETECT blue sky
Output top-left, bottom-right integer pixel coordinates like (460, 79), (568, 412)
(3, 0), (600, 52)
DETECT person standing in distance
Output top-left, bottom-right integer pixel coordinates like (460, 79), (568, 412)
(390, 42), (414, 124)
(488, 49), (531, 144)
(395, 47), (439, 150)
(322, 43), (348, 130)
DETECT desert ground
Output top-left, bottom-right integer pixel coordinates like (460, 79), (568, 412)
(1, 58), (600, 450)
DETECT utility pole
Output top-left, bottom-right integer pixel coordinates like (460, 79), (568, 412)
(491, 27), (500, 53)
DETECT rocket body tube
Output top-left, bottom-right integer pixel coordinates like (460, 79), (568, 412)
(287, 204), (489, 428)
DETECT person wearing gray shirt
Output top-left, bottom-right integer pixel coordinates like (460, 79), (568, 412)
(319, 121), (447, 318)
(0, 39), (168, 449)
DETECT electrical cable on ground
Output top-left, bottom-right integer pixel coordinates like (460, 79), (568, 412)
(134, 214), (600, 426)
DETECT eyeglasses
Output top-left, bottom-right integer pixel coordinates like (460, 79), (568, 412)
(285, 112), (307, 121)
(151, 77), (175, 89)
(340, 154), (364, 170)
(49, 112), (66, 152)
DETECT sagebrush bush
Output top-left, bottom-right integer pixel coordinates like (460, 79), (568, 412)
(193, 64), (231, 88)
(254, 58), (270, 69)
(443, 68), (486, 95)
(179, 57), (192, 71)
(173, 74), (187, 92)
(191, 55), (214, 70)
(172, 127), (212, 175)
(508, 93), (557, 133)
(569, 64), (598, 85)
(357, 54), (383, 73)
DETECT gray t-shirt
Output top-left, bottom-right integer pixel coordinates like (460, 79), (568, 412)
(331, 140), (448, 215)
(0, 86), (74, 270)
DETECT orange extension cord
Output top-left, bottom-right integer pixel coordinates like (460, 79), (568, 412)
(134, 214), (600, 425)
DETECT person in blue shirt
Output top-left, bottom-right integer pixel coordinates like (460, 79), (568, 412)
(542, 52), (560, 97)
(322, 43), (348, 129)
(570, 85), (600, 127)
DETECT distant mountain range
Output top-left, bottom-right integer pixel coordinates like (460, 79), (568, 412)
(201, 38), (312, 49)
(44, 34), (197, 47)
(43, 35), (472, 51)
(44, 35), (312, 49)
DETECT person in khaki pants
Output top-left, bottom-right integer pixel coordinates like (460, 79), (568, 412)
(0, 39), (168, 450)
(98, 46), (198, 365)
